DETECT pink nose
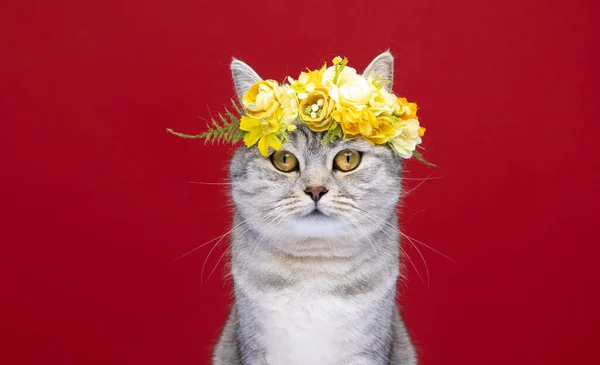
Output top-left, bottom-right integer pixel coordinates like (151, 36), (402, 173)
(304, 186), (328, 202)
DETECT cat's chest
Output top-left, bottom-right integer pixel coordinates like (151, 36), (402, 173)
(257, 288), (372, 365)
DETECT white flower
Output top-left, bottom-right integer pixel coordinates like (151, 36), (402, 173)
(275, 84), (299, 126)
(288, 72), (316, 99)
(389, 119), (423, 159)
(322, 66), (371, 107)
(339, 77), (371, 106)
(368, 81), (397, 116)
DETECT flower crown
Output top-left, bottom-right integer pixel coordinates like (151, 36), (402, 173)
(168, 56), (432, 165)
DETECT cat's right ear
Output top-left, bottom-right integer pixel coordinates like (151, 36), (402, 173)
(362, 51), (394, 92)
(231, 58), (263, 104)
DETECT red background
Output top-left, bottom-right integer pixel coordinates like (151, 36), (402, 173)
(1, 0), (599, 364)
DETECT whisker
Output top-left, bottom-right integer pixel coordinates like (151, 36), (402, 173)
(356, 210), (430, 286)
(401, 172), (437, 198)
(399, 231), (455, 262)
(202, 208), (282, 284)
(174, 221), (244, 260)
(186, 181), (232, 186)
(401, 176), (443, 181)
(200, 229), (234, 287)
(206, 241), (234, 283)
(399, 231), (430, 287)
(351, 204), (453, 262)
(349, 207), (427, 285)
(209, 243), (232, 280)
(340, 211), (379, 254)
(250, 210), (286, 255)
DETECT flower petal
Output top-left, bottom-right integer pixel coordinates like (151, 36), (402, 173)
(243, 130), (261, 147)
(269, 134), (282, 151)
(299, 72), (309, 84)
(258, 135), (269, 156)
(239, 116), (261, 131)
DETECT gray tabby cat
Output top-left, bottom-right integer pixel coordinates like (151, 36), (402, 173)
(213, 52), (417, 365)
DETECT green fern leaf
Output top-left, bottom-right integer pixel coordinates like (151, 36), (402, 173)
(167, 100), (247, 145)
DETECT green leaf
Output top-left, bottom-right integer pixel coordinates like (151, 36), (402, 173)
(279, 130), (290, 144)
(320, 122), (342, 145)
(412, 150), (436, 167)
(166, 128), (205, 139)
(166, 100), (247, 145)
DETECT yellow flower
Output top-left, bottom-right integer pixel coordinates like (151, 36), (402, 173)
(394, 97), (418, 120)
(288, 63), (326, 99)
(306, 63), (327, 85)
(389, 118), (423, 159)
(242, 80), (281, 119)
(363, 115), (398, 145)
(298, 86), (335, 131)
(331, 105), (378, 138)
(239, 116), (283, 156)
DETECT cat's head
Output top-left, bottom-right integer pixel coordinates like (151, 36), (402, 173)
(229, 52), (403, 256)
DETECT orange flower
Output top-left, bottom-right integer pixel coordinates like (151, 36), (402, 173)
(363, 115), (397, 145)
(331, 106), (378, 138)
(394, 97), (418, 120)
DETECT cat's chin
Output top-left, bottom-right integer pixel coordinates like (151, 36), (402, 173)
(284, 213), (350, 239)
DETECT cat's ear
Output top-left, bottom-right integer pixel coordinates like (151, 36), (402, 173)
(231, 58), (263, 104)
(362, 51), (394, 91)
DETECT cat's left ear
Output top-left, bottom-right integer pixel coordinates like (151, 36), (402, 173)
(230, 58), (263, 104)
(362, 51), (394, 92)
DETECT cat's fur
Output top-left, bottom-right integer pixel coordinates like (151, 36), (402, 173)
(213, 52), (417, 365)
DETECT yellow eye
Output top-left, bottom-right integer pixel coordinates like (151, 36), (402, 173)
(334, 149), (361, 172)
(270, 150), (299, 172)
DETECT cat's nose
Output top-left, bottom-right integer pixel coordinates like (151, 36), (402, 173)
(304, 186), (328, 202)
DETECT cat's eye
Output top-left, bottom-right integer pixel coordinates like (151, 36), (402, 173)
(334, 149), (361, 172)
(270, 150), (299, 172)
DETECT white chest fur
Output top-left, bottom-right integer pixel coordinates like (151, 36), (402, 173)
(257, 287), (375, 365)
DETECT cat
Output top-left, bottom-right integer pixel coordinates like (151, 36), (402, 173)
(212, 52), (417, 365)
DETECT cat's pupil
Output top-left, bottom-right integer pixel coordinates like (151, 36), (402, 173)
(283, 154), (287, 164)
(346, 153), (351, 164)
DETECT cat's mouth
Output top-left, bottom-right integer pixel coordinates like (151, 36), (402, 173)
(301, 206), (333, 220)
(306, 210), (327, 218)
(285, 206), (348, 238)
